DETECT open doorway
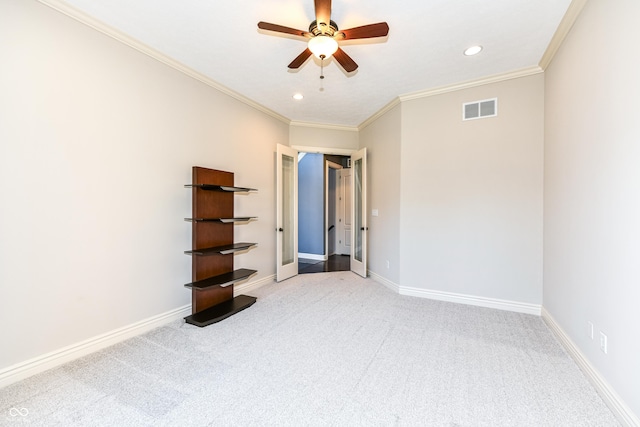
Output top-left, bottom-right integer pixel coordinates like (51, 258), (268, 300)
(297, 153), (351, 274)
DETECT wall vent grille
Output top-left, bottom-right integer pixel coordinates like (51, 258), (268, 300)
(463, 98), (497, 120)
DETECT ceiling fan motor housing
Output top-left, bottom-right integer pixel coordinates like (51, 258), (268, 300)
(309, 19), (339, 37)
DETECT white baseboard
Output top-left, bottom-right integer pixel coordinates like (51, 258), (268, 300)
(0, 273), (277, 390)
(368, 270), (400, 293)
(0, 271), (279, 390)
(0, 304), (190, 389)
(368, 272), (540, 315)
(399, 285), (541, 315)
(298, 253), (327, 261)
(234, 274), (275, 295)
(542, 308), (640, 427)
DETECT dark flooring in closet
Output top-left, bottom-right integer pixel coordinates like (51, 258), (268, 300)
(298, 255), (350, 274)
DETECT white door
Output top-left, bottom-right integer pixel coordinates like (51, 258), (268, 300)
(351, 148), (367, 277)
(276, 144), (298, 282)
(325, 161), (342, 258)
(337, 168), (351, 255)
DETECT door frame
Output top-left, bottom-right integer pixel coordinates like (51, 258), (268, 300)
(276, 144), (299, 282)
(325, 160), (343, 259)
(285, 146), (362, 278)
(350, 147), (368, 277)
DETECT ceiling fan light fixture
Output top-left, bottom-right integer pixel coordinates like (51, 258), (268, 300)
(464, 45), (483, 56)
(308, 35), (338, 59)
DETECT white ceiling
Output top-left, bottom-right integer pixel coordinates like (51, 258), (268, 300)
(54, 0), (572, 127)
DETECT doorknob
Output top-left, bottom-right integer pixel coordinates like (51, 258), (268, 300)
(278, 228), (284, 232)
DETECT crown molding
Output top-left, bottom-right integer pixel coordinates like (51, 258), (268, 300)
(290, 121), (358, 132)
(37, 0), (290, 125)
(539, 0), (589, 70)
(398, 66), (543, 103)
(358, 97), (401, 130)
(358, 66), (542, 130)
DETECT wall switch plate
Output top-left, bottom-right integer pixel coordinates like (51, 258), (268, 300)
(587, 321), (594, 339)
(372, 209), (379, 217)
(600, 331), (608, 354)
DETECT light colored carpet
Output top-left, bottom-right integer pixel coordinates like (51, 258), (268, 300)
(0, 271), (620, 426)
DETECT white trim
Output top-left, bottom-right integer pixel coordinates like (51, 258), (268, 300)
(539, 0), (589, 70)
(0, 272), (274, 389)
(298, 252), (327, 261)
(398, 66), (543, 103)
(542, 308), (640, 427)
(358, 97), (402, 130)
(290, 121), (358, 132)
(291, 145), (356, 156)
(368, 270), (400, 293)
(359, 66), (542, 130)
(37, 0), (289, 125)
(325, 160), (343, 260)
(400, 286), (541, 315)
(0, 304), (190, 389)
(234, 274), (275, 295)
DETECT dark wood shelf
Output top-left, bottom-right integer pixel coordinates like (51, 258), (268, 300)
(184, 242), (257, 256)
(184, 217), (257, 223)
(185, 184), (257, 192)
(184, 167), (257, 327)
(184, 295), (257, 327)
(184, 268), (257, 290)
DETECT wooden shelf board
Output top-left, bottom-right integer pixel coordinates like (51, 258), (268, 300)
(184, 268), (257, 290)
(184, 217), (257, 223)
(184, 295), (257, 327)
(185, 242), (257, 256)
(185, 184), (257, 192)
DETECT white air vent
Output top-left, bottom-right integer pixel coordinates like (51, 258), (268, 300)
(463, 98), (497, 121)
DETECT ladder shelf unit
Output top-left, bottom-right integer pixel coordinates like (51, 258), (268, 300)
(183, 167), (257, 327)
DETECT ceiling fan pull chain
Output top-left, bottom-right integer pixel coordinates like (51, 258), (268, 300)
(319, 54), (326, 92)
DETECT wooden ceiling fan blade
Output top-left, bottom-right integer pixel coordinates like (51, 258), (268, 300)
(337, 22), (389, 40)
(314, 0), (332, 28)
(288, 48), (313, 69)
(258, 21), (312, 38)
(333, 48), (358, 73)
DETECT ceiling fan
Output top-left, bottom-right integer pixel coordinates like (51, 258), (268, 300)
(257, 0), (389, 73)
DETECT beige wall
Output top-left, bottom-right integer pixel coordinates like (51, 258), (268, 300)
(400, 74), (544, 304)
(359, 104), (402, 284)
(289, 123), (359, 153)
(3, 1), (638, 419)
(544, 0), (640, 417)
(0, 0), (287, 371)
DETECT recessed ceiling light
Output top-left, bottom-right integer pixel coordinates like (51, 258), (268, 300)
(464, 45), (483, 56)
(293, 93), (304, 100)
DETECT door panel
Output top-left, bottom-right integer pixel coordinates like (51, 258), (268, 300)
(276, 144), (298, 281)
(337, 168), (352, 255)
(351, 148), (367, 277)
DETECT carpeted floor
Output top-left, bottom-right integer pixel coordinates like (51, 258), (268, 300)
(0, 272), (620, 426)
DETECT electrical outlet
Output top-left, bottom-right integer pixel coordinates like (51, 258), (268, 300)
(600, 331), (608, 354)
(587, 321), (594, 340)
(386, 260), (390, 269)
